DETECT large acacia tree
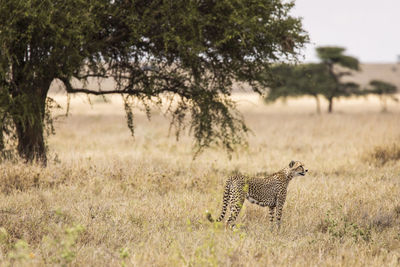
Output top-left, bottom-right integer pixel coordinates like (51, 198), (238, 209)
(0, 0), (307, 165)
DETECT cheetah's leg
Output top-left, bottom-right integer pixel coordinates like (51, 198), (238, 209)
(216, 181), (231, 222)
(268, 206), (275, 231)
(275, 190), (287, 229)
(226, 195), (245, 228)
(269, 206), (275, 223)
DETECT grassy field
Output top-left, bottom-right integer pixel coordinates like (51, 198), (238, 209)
(1, 94), (400, 266)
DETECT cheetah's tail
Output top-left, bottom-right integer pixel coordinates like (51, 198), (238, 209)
(205, 210), (215, 222)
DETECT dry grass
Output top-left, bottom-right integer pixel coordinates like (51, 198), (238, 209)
(365, 143), (400, 166)
(1, 94), (400, 266)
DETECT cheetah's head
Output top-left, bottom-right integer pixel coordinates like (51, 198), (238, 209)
(288, 160), (308, 177)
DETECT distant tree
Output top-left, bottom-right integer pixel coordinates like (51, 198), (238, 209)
(266, 63), (335, 113)
(0, 0), (308, 165)
(367, 80), (398, 112)
(316, 46), (360, 112)
(265, 46), (361, 113)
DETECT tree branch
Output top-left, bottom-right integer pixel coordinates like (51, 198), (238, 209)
(337, 71), (352, 77)
(57, 76), (196, 99)
(73, 74), (110, 80)
(59, 77), (125, 95)
(66, 88), (127, 95)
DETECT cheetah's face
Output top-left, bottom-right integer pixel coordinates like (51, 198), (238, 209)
(288, 160), (308, 177)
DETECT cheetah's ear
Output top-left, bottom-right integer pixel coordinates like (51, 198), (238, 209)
(289, 160), (295, 168)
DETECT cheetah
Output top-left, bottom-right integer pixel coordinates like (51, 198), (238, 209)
(206, 160), (307, 229)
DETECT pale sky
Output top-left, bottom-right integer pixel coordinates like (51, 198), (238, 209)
(291, 0), (400, 63)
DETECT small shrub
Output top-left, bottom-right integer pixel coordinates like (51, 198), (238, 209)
(369, 212), (395, 231)
(0, 227), (12, 250)
(365, 207), (400, 232)
(365, 143), (400, 166)
(317, 210), (371, 242)
(119, 247), (130, 267)
(60, 225), (85, 264)
(8, 240), (31, 263)
(394, 205), (400, 217)
(41, 224), (85, 265)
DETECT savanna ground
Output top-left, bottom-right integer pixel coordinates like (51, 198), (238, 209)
(1, 93), (400, 266)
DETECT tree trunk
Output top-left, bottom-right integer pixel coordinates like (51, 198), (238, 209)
(12, 90), (48, 165)
(0, 122), (4, 151)
(314, 95), (321, 114)
(381, 95), (388, 113)
(327, 97), (333, 113)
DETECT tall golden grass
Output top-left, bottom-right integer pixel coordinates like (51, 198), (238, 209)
(0, 94), (399, 266)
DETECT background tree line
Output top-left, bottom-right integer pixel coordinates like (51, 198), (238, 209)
(265, 46), (398, 113)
